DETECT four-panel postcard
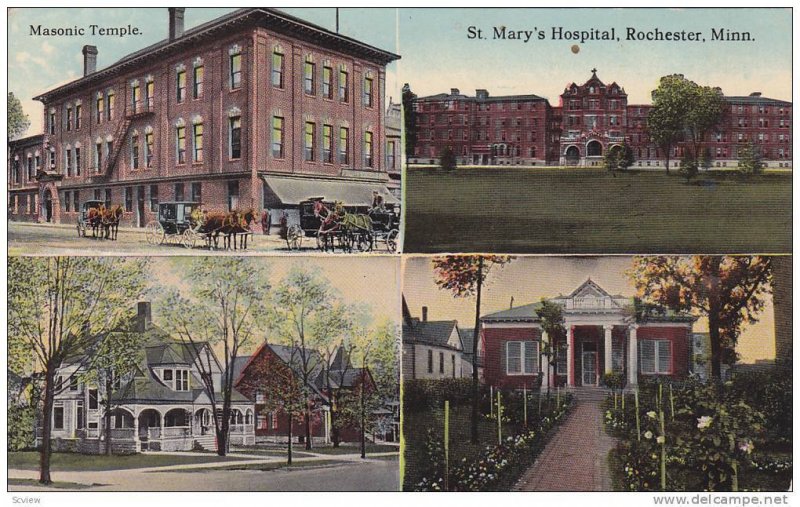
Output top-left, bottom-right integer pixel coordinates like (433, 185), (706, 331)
(5, 4), (793, 504)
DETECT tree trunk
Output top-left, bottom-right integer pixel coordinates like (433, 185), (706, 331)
(304, 401), (312, 450)
(287, 412), (293, 465)
(665, 145), (671, 175)
(470, 257), (483, 445)
(39, 372), (55, 485)
(331, 405), (340, 448)
(217, 410), (229, 457)
(360, 386), (366, 459)
(105, 376), (113, 456)
(707, 257), (723, 380)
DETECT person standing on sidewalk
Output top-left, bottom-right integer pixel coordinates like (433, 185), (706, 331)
(261, 209), (270, 235)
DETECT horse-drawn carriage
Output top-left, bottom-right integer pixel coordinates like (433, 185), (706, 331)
(145, 201), (255, 250)
(285, 197), (400, 252)
(76, 200), (123, 240)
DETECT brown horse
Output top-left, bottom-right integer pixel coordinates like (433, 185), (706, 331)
(101, 205), (124, 240)
(229, 208), (257, 250)
(197, 209), (255, 250)
(314, 200), (343, 252)
(86, 206), (104, 238)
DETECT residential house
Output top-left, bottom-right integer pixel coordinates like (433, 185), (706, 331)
(402, 299), (467, 380)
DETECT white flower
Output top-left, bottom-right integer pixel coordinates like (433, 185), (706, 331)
(739, 440), (755, 454)
(644, 430), (654, 440)
(697, 416), (713, 429)
(647, 411), (657, 419)
(656, 436), (666, 444)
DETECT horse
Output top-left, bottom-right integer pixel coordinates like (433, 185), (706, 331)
(101, 205), (124, 240)
(228, 208), (256, 250)
(314, 200), (343, 252)
(86, 206), (103, 238)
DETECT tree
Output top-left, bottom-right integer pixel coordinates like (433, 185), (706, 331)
(679, 151), (699, 182)
(8, 92), (30, 141)
(684, 84), (726, 167)
(432, 255), (512, 444)
(604, 143), (634, 177)
(159, 258), (270, 456)
(402, 83), (418, 159)
(8, 257), (148, 484)
(629, 256), (772, 379)
(737, 142), (764, 177)
(271, 266), (346, 450)
(648, 75), (692, 174)
(440, 146), (457, 171)
(536, 298), (566, 397)
(80, 328), (142, 456)
(699, 147), (714, 173)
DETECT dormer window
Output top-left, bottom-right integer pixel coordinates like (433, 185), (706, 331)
(161, 368), (189, 391)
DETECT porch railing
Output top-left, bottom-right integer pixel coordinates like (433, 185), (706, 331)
(110, 428), (135, 439)
(162, 426), (191, 438)
(229, 424), (254, 434)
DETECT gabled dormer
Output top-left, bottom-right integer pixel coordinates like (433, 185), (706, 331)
(552, 278), (629, 312)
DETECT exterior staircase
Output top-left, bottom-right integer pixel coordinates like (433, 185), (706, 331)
(193, 434), (217, 452)
(571, 386), (609, 403)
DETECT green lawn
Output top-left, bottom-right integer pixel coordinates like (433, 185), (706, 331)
(307, 443), (398, 455)
(8, 478), (97, 490)
(404, 167), (792, 253)
(165, 458), (344, 473)
(7, 451), (249, 471)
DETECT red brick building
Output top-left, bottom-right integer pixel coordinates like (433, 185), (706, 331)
(409, 70), (792, 170)
(8, 8), (400, 227)
(480, 279), (696, 390)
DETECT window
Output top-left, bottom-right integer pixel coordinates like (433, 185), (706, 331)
(174, 183), (184, 201)
(439, 352), (445, 374)
(230, 52), (242, 90)
(364, 131), (374, 167)
(304, 61), (315, 95)
(75, 104), (82, 129)
(53, 404), (64, 430)
(193, 65), (204, 99)
(191, 182), (202, 202)
(339, 127), (349, 164)
(104, 189), (112, 208)
(66, 108), (73, 131)
(125, 187), (132, 212)
(106, 92), (115, 120)
(49, 149), (56, 171)
(175, 370), (189, 391)
(75, 147), (81, 176)
(69, 376), (78, 391)
(229, 116), (241, 159)
(176, 125), (186, 164)
(227, 180), (239, 211)
(163, 369), (173, 381)
(149, 185), (159, 212)
(176, 69), (186, 103)
(26, 156), (33, 180)
(322, 66), (333, 99)
(76, 401), (85, 430)
(94, 188), (102, 201)
(131, 133), (140, 169)
(322, 124), (333, 163)
(193, 123), (203, 162)
(363, 77), (374, 108)
(640, 339), (672, 374)
(339, 69), (349, 102)
(427, 349), (433, 373)
(272, 116), (284, 158)
(145, 132), (154, 168)
(12, 159), (20, 183)
(131, 83), (141, 111)
(88, 389), (98, 410)
(73, 191), (79, 212)
(304, 122), (316, 161)
(145, 81), (154, 109)
(49, 112), (56, 134)
(96, 96), (103, 124)
(387, 141), (396, 169)
(271, 51), (284, 88)
(506, 341), (539, 375)
(452, 355), (456, 378)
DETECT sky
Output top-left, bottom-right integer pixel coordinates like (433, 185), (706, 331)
(399, 8), (791, 104)
(143, 256), (401, 353)
(402, 256), (776, 363)
(8, 7), (400, 136)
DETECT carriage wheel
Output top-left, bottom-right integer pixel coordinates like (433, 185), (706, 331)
(386, 229), (399, 253)
(286, 225), (303, 250)
(145, 221), (165, 245)
(182, 229), (199, 249)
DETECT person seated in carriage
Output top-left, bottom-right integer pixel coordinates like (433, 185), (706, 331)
(190, 207), (207, 232)
(370, 191), (385, 213)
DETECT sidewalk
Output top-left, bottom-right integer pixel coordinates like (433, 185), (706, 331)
(513, 396), (617, 492)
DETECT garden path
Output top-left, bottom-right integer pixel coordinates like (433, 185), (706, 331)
(513, 389), (617, 491)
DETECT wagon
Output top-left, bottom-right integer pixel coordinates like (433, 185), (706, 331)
(76, 199), (105, 237)
(368, 203), (401, 253)
(145, 201), (203, 248)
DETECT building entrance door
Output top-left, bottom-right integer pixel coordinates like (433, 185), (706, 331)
(136, 186), (145, 227)
(582, 342), (598, 386)
(43, 189), (53, 222)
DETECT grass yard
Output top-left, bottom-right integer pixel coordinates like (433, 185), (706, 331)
(404, 167), (792, 253)
(7, 451), (249, 471)
(167, 458), (344, 473)
(307, 443), (398, 455)
(8, 478), (97, 490)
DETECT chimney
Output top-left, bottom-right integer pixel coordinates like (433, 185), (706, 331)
(750, 92), (762, 97)
(476, 89), (489, 100)
(136, 301), (152, 332)
(169, 8), (186, 41)
(510, 296), (514, 309)
(450, 88), (460, 96)
(422, 306), (428, 322)
(82, 45), (98, 76)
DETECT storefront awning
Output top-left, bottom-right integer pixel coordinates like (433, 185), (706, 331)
(261, 175), (399, 208)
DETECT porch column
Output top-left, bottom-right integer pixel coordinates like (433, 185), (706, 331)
(133, 409), (140, 451)
(567, 326), (575, 387)
(541, 330), (550, 388)
(604, 325), (614, 374)
(628, 325), (639, 386)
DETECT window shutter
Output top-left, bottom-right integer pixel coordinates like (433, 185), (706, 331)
(500, 342), (507, 375)
(640, 340), (655, 374)
(658, 340), (671, 374)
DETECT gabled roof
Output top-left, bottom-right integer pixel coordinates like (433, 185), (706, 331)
(566, 278), (614, 299)
(482, 302), (541, 322)
(402, 318), (462, 351)
(34, 8), (400, 103)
